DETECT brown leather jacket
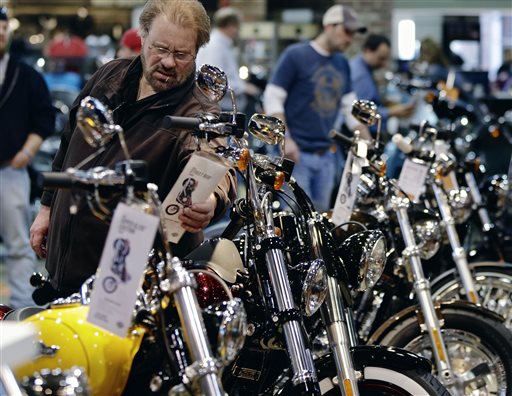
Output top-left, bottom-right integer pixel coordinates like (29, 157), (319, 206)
(41, 57), (236, 294)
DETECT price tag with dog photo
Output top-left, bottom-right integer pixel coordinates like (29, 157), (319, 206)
(161, 151), (230, 243)
(87, 203), (159, 337)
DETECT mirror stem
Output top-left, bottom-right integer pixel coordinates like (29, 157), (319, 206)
(229, 88), (237, 124)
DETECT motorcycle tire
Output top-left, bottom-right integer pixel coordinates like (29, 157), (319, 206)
(374, 307), (512, 396)
(430, 261), (512, 330)
(318, 366), (449, 395)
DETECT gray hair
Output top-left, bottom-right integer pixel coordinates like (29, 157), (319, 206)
(139, 0), (210, 51)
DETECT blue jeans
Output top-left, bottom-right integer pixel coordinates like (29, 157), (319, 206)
(0, 166), (36, 308)
(384, 142), (405, 179)
(292, 150), (336, 212)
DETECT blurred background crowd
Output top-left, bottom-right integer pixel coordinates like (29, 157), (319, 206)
(3, 0), (511, 114)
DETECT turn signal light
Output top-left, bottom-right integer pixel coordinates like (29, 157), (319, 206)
(237, 148), (250, 171)
(274, 171), (285, 190)
(425, 91), (436, 103)
(378, 161), (387, 177)
(490, 127), (501, 138)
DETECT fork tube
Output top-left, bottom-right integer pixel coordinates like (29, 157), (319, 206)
(248, 160), (319, 394)
(261, 239), (320, 394)
(431, 183), (479, 304)
(393, 199), (454, 385)
(320, 276), (360, 396)
(464, 172), (505, 261)
(464, 172), (493, 231)
(167, 258), (225, 396)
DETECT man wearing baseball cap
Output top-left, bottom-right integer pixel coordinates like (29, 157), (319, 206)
(263, 4), (368, 212)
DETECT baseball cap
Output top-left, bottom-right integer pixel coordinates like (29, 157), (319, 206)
(120, 28), (141, 52)
(0, 7), (8, 21)
(322, 4), (367, 33)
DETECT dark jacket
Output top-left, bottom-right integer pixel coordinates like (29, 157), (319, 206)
(0, 57), (54, 163)
(41, 57), (237, 294)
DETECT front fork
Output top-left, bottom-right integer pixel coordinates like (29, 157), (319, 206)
(432, 183), (480, 304)
(392, 197), (455, 387)
(320, 276), (360, 396)
(259, 237), (320, 395)
(163, 257), (225, 396)
(464, 171), (505, 261)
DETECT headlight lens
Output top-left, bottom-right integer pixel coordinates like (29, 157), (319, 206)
(302, 259), (328, 316)
(413, 219), (442, 259)
(337, 230), (387, 291)
(447, 188), (472, 223)
(204, 298), (247, 365)
(364, 235), (386, 290)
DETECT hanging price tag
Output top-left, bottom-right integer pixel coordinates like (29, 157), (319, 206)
(397, 158), (429, 201)
(87, 203), (159, 337)
(161, 151), (229, 243)
(331, 150), (363, 228)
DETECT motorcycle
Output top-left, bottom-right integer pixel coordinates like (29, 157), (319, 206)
(173, 97), (450, 394)
(392, 122), (512, 330)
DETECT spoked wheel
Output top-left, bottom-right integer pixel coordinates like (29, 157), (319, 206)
(376, 308), (512, 396)
(431, 263), (512, 330)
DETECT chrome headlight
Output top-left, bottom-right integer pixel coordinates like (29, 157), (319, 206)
(413, 219), (442, 259)
(483, 174), (509, 217)
(302, 259), (328, 316)
(447, 188), (472, 223)
(337, 230), (387, 291)
(205, 298), (247, 365)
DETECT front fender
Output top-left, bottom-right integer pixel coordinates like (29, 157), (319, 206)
(351, 345), (432, 373)
(430, 261), (512, 292)
(368, 299), (505, 345)
(313, 346), (432, 380)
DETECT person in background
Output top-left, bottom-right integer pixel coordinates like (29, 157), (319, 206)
(30, 0), (236, 298)
(263, 4), (368, 212)
(116, 27), (142, 58)
(350, 34), (416, 178)
(196, 7), (260, 112)
(350, 34), (415, 134)
(0, 7), (55, 308)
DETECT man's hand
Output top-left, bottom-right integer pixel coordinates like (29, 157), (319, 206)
(10, 149), (32, 169)
(285, 136), (300, 163)
(30, 205), (50, 258)
(179, 193), (216, 233)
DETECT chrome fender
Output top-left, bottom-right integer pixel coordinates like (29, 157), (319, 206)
(430, 261), (512, 292)
(367, 299), (505, 345)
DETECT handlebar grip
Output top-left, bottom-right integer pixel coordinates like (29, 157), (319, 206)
(328, 129), (353, 146)
(40, 172), (75, 189)
(391, 134), (413, 154)
(163, 115), (201, 130)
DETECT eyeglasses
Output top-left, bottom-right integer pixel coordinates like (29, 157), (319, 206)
(343, 27), (355, 36)
(148, 44), (195, 63)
